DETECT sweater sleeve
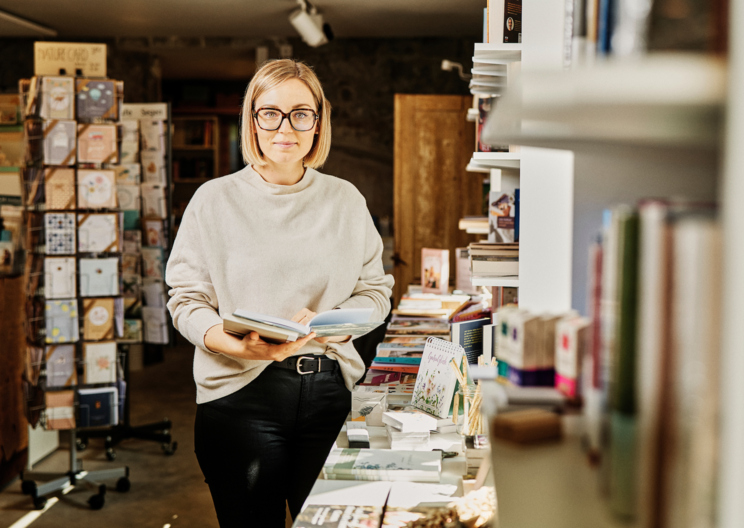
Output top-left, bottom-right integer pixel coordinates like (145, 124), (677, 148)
(165, 195), (223, 350)
(334, 210), (394, 324)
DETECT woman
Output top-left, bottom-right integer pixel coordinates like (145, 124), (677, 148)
(165, 59), (394, 526)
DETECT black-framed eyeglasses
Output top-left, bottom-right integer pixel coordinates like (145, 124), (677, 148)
(253, 107), (319, 132)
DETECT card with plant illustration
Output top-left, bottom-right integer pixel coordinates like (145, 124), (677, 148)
(411, 337), (464, 418)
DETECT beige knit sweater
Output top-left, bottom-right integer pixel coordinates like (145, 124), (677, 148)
(165, 165), (394, 403)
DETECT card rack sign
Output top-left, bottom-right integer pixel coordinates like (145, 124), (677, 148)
(411, 337), (465, 418)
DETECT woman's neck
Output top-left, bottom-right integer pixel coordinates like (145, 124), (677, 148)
(252, 160), (306, 186)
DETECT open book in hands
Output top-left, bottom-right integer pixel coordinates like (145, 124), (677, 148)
(222, 307), (384, 344)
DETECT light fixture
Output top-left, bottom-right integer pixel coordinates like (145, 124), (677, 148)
(289, 0), (333, 48)
(441, 60), (471, 81)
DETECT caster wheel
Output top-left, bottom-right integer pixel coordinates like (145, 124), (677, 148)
(21, 480), (36, 495)
(33, 496), (47, 510)
(105, 449), (116, 461)
(76, 437), (87, 451)
(88, 494), (105, 510)
(162, 441), (177, 456)
(116, 477), (131, 493)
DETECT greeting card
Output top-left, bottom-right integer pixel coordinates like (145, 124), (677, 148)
(121, 253), (140, 275)
(141, 247), (163, 278)
(141, 184), (167, 218)
(77, 213), (119, 253)
(114, 164), (141, 185)
(123, 319), (143, 341)
(83, 298), (115, 341)
(41, 77), (74, 120)
(142, 306), (169, 344)
(114, 297), (124, 338)
(77, 169), (117, 209)
(77, 124), (118, 164)
(44, 256), (76, 299)
(411, 338), (465, 418)
(123, 230), (142, 253)
(142, 278), (165, 307)
(140, 151), (166, 184)
(79, 257), (120, 297)
(83, 341), (117, 384)
(45, 299), (79, 344)
(44, 168), (76, 211)
(78, 387), (118, 427)
(76, 79), (117, 120)
(45, 390), (76, 430)
(140, 120), (165, 152)
(117, 184), (140, 211)
(119, 120), (139, 143)
(122, 273), (142, 297)
(119, 141), (139, 164)
(144, 219), (165, 247)
(44, 213), (76, 255)
(43, 120), (76, 166)
(45, 344), (77, 388)
(124, 297), (142, 318)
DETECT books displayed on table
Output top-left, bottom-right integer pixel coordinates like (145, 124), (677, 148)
(374, 345), (423, 365)
(322, 449), (441, 483)
(223, 307), (382, 344)
(386, 320), (450, 336)
(382, 411), (438, 433)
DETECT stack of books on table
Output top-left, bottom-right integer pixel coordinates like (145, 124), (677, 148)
(464, 434), (490, 474)
(383, 411), (437, 451)
(322, 449), (442, 483)
(468, 242), (519, 279)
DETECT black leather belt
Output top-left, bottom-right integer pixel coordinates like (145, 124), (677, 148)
(272, 355), (336, 375)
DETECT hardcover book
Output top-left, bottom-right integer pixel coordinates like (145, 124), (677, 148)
(322, 449), (441, 483)
(224, 308), (381, 344)
(451, 317), (491, 365)
(421, 248), (450, 295)
(411, 337), (465, 418)
(488, 191), (516, 243)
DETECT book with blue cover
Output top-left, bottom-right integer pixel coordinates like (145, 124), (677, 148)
(78, 387), (118, 428)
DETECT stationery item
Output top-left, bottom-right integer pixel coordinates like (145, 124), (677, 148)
(383, 411), (438, 433)
(488, 191), (516, 243)
(141, 183), (167, 218)
(142, 278), (166, 307)
(42, 119), (76, 165)
(142, 306), (169, 344)
(122, 272), (143, 297)
(119, 120), (139, 143)
(322, 449), (441, 482)
(411, 338), (465, 418)
(45, 299), (79, 344)
(44, 256), (76, 299)
(224, 308), (380, 343)
(121, 253), (140, 275)
(83, 341), (117, 384)
(76, 79), (117, 120)
(141, 246), (164, 278)
(77, 169), (117, 209)
(83, 298), (116, 341)
(555, 316), (591, 398)
(117, 184), (140, 211)
(45, 390), (76, 430)
(77, 213), (119, 253)
(123, 319), (143, 341)
(141, 151), (167, 184)
(122, 210), (139, 230)
(77, 124), (118, 164)
(114, 297), (124, 338)
(122, 229), (142, 253)
(78, 387), (118, 427)
(124, 297), (142, 318)
(44, 168), (76, 211)
(386, 427), (431, 451)
(114, 164), (141, 185)
(346, 422), (371, 449)
(351, 386), (388, 426)
(421, 248), (450, 295)
(143, 218), (165, 247)
(41, 77), (75, 119)
(140, 120), (165, 152)
(45, 344), (77, 388)
(119, 141), (139, 164)
(79, 257), (120, 297)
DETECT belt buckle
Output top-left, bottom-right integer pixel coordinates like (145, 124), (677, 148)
(296, 356), (316, 375)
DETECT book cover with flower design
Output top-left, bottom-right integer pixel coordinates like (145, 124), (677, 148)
(411, 337), (464, 418)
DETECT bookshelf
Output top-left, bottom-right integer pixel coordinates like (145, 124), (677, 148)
(468, 152), (521, 171)
(171, 116), (220, 182)
(476, 1), (743, 527)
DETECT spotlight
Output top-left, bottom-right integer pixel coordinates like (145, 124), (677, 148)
(289, 0), (333, 48)
(441, 60), (471, 81)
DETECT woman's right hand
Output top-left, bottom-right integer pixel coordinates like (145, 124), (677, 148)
(203, 324), (317, 362)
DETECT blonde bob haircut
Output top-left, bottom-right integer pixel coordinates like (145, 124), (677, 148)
(241, 59), (332, 169)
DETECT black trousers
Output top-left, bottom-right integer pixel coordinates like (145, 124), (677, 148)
(194, 361), (351, 527)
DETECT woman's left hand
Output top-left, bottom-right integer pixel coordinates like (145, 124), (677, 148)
(291, 308), (351, 344)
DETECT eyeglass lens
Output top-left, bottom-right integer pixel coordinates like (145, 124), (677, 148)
(256, 109), (317, 131)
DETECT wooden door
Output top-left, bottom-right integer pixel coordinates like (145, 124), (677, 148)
(393, 94), (481, 304)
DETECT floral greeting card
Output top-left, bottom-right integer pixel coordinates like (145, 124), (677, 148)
(411, 337), (464, 418)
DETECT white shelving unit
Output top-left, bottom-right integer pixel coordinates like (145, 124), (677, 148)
(471, 44), (521, 96)
(468, 152), (521, 171)
(470, 276), (519, 288)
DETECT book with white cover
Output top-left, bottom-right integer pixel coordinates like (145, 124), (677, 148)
(322, 449), (441, 483)
(382, 411), (437, 433)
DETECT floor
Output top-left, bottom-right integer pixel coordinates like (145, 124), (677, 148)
(0, 337), (222, 528)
